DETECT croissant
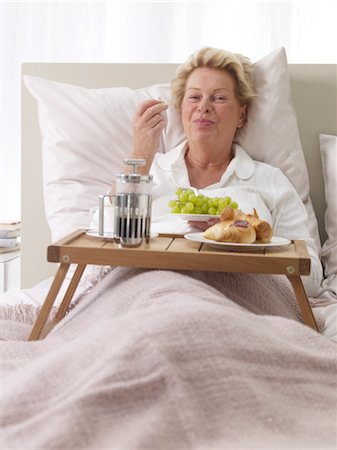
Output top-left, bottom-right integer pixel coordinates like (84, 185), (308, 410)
(235, 208), (272, 243)
(204, 206), (273, 244)
(203, 219), (256, 243)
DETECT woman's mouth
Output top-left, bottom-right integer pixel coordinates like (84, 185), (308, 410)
(194, 119), (214, 128)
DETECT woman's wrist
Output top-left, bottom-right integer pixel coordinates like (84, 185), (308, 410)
(128, 150), (155, 175)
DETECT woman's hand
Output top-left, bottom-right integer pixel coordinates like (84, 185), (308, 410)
(132, 99), (168, 174)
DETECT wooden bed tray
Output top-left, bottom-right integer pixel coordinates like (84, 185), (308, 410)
(28, 229), (318, 340)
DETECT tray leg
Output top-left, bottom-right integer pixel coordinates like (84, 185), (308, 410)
(41, 264), (87, 338)
(28, 263), (70, 341)
(287, 275), (319, 331)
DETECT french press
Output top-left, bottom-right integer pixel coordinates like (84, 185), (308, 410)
(99, 159), (153, 247)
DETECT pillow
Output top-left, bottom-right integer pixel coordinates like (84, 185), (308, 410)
(236, 47), (310, 201)
(23, 78), (183, 240)
(320, 134), (337, 298)
(23, 46), (319, 246)
(236, 47), (320, 250)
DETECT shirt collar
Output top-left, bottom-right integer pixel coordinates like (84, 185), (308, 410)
(157, 140), (188, 170)
(157, 140), (255, 183)
(226, 144), (255, 180)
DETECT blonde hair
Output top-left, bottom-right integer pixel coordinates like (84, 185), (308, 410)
(171, 46), (256, 109)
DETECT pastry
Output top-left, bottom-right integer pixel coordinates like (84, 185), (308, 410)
(234, 208), (273, 243)
(203, 219), (256, 243)
(204, 206), (273, 244)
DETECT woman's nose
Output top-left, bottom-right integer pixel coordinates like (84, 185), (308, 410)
(198, 99), (212, 112)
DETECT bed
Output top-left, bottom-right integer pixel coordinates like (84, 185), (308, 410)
(1, 48), (337, 449)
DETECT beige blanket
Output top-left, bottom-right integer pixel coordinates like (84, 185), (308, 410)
(1, 268), (337, 449)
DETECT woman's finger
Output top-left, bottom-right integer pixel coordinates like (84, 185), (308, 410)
(136, 99), (168, 119)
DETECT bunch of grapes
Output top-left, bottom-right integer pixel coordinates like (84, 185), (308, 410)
(168, 188), (239, 215)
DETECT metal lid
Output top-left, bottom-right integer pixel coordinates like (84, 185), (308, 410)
(116, 159), (153, 183)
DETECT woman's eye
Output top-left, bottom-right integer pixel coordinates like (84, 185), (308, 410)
(188, 95), (200, 101)
(214, 95), (227, 102)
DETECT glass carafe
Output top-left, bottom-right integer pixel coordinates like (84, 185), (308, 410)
(99, 159), (153, 247)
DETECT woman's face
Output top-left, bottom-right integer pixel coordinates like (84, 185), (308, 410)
(180, 67), (247, 147)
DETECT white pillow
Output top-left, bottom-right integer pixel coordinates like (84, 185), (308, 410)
(236, 47), (320, 250)
(23, 47), (319, 245)
(23, 78), (183, 240)
(320, 134), (337, 298)
(236, 47), (310, 201)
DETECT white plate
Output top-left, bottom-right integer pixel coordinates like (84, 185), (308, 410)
(167, 213), (219, 222)
(86, 230), (158, 239)
(184, 233), (291, 252)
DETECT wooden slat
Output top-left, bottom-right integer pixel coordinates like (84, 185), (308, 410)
(146, 237), (174, 251)
(263, 244), (296, 258)
(158, 233), (185, 239)
(52, 229), (86, 246)
(101, 236), (174, 252)
(199, 243), (265, 255)
(70, 235), (107, 248)
(167, 237), (201, 252)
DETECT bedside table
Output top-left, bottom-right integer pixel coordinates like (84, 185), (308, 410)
(0, 250), (21, 294)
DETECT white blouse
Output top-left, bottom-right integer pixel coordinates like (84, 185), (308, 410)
(150, 141), (323, 297)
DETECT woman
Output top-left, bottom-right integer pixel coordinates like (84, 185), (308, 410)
(125, 46), (323, 297)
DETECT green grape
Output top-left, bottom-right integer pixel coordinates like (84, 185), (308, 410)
(179, 192), (189, 202)
(185, 202), (194, 211)
(169, 188), (239, 216)
(168, 200), (177, 208)
(218, 201), (227, 211)
(195, 197), (204, 207)
(188, 193), (197, 203)
(217, 197), (233, 213)
(201, 202), (209, 213)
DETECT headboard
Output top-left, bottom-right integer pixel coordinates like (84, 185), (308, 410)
(21, 63), (337, 288)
